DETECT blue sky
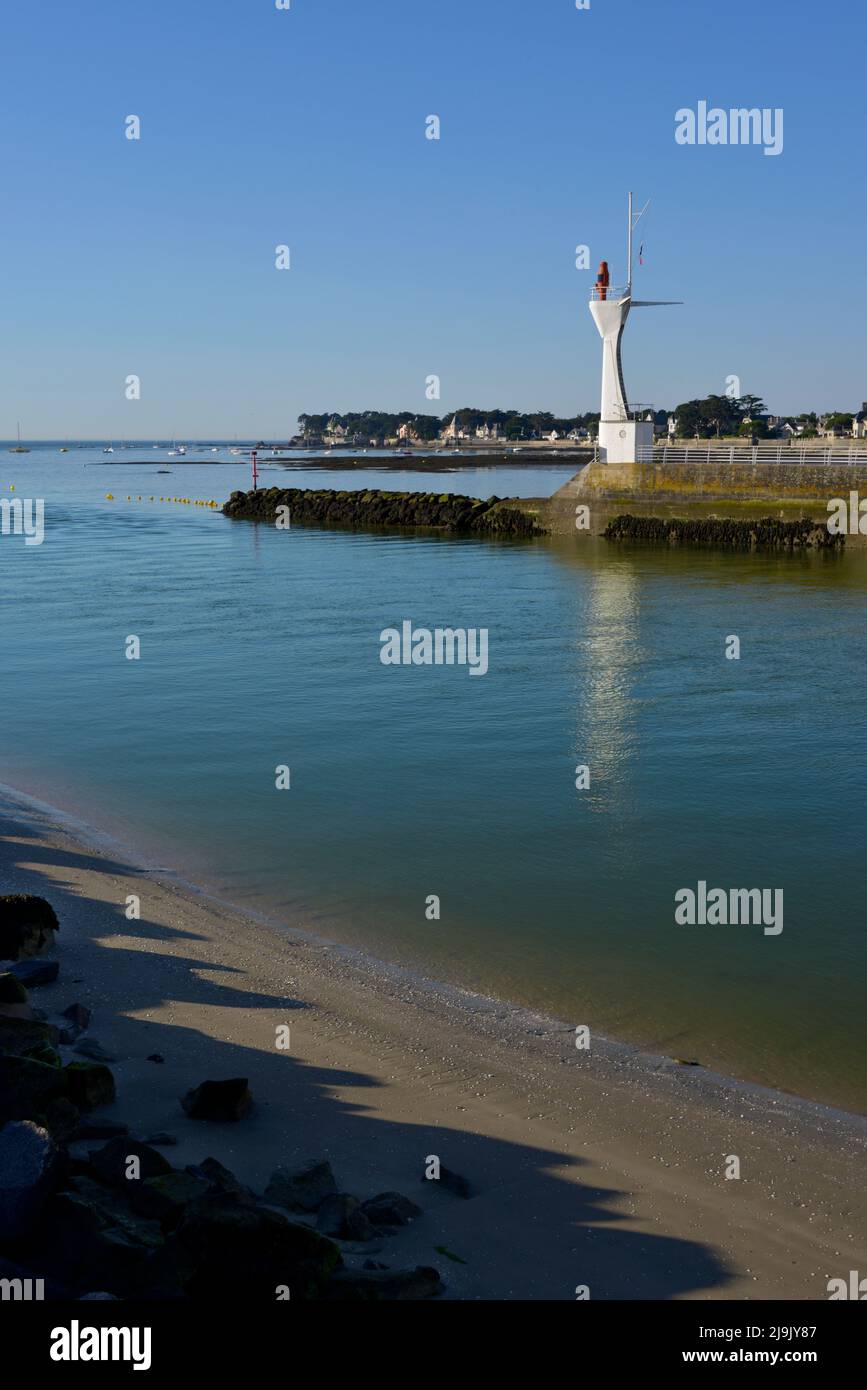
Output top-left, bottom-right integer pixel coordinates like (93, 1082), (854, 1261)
(1, 0), (864, 437)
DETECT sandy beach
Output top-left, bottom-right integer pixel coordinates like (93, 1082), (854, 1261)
(1, 782), (864, 1302)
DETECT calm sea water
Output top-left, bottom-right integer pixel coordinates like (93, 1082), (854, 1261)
(2, 447), (866, 1112)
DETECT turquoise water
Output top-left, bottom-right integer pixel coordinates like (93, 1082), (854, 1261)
(2, 448), (866, 1112)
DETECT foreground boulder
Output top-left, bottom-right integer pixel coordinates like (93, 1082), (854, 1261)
(130, 1171), (210, 1229)
(64, 1060), (116, 1111)
(44, 1179), (167, 1296)
(325, 1265), (443, 1301)
(0, 894), (59, 961)
(0, 1015), (60, 1057)
(181, 1077), (251, 1122)
(0, 1120), (62, 1241)
(264, 1159), (337, 1214)
(174, 1192), (341, 1299)
(0, 971), (29, 1004)
(0, 1054), (68, 1125)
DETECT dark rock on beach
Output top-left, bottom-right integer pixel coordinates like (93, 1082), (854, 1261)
(360, 1192), (424, 1227)
(316, 1193), (377, 1242)
(0, 1014), (60, 1057)
(0, 894), (59, 960)
(8, 958), (59, 988)
(88, 1136), (174, 1186)
(423, 1164), (475, 1199)
(57, 1002), (91, 1043)
(173, 1192), (342, 1299)
(181, 1077), (252, 1122)
(64, 1060), (116, 1111)
(264, 1159), (337, 1213)
(0, 970), (29, 1004)
(0, 1053), (69, 1124)
(130, 1171), (210, 1228)
(0, 1120), (62, 1241)
(186, 1156), (251, 1196)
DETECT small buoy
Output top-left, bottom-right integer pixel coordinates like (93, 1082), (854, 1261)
(10, 484), (14, 492)
(106, 493), (114, 500)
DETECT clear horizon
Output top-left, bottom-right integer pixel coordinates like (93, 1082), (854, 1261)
(3, 0), (864, 435)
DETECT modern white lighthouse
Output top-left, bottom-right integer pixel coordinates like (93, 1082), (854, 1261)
(589, 194), (680, 464)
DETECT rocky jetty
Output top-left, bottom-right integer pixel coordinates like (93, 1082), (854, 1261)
(0, 892), (444, 1301)
(223, 485), (544, 536)
(603, 514), (845, 550)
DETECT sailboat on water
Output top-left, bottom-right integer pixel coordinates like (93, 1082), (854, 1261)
(9, 422), (29, 453)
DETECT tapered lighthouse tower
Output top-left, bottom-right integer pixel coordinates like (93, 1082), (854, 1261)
(590, 194), (680, 464)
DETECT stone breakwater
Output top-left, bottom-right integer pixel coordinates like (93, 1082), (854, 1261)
(223, 486), (545, 537)
(602, 514), (845, 550)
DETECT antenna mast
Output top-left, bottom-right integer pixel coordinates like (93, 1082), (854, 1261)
(627, 193), (651, 296)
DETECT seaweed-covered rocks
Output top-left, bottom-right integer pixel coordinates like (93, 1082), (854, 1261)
(603, 514), (845, 549)
(0, 894), (59, 960)
(264, 1159), (337, 1214)
(64, 1061), (116, 1111)
(0, 1053), (68, 1125)
(174, 1192), (341, 1299)
(223, 486), (544, 537)
(181, 1077), (252, 1122)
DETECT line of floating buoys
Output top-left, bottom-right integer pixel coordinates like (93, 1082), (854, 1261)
(109, 492), (220, 507)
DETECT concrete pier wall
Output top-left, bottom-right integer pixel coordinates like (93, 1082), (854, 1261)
(537, 461), (867, 542)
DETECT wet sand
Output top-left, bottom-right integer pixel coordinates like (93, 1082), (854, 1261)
(1, 784), (864, 1301)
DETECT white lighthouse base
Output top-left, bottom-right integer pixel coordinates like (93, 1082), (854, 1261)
(598, 419), (654, 464)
